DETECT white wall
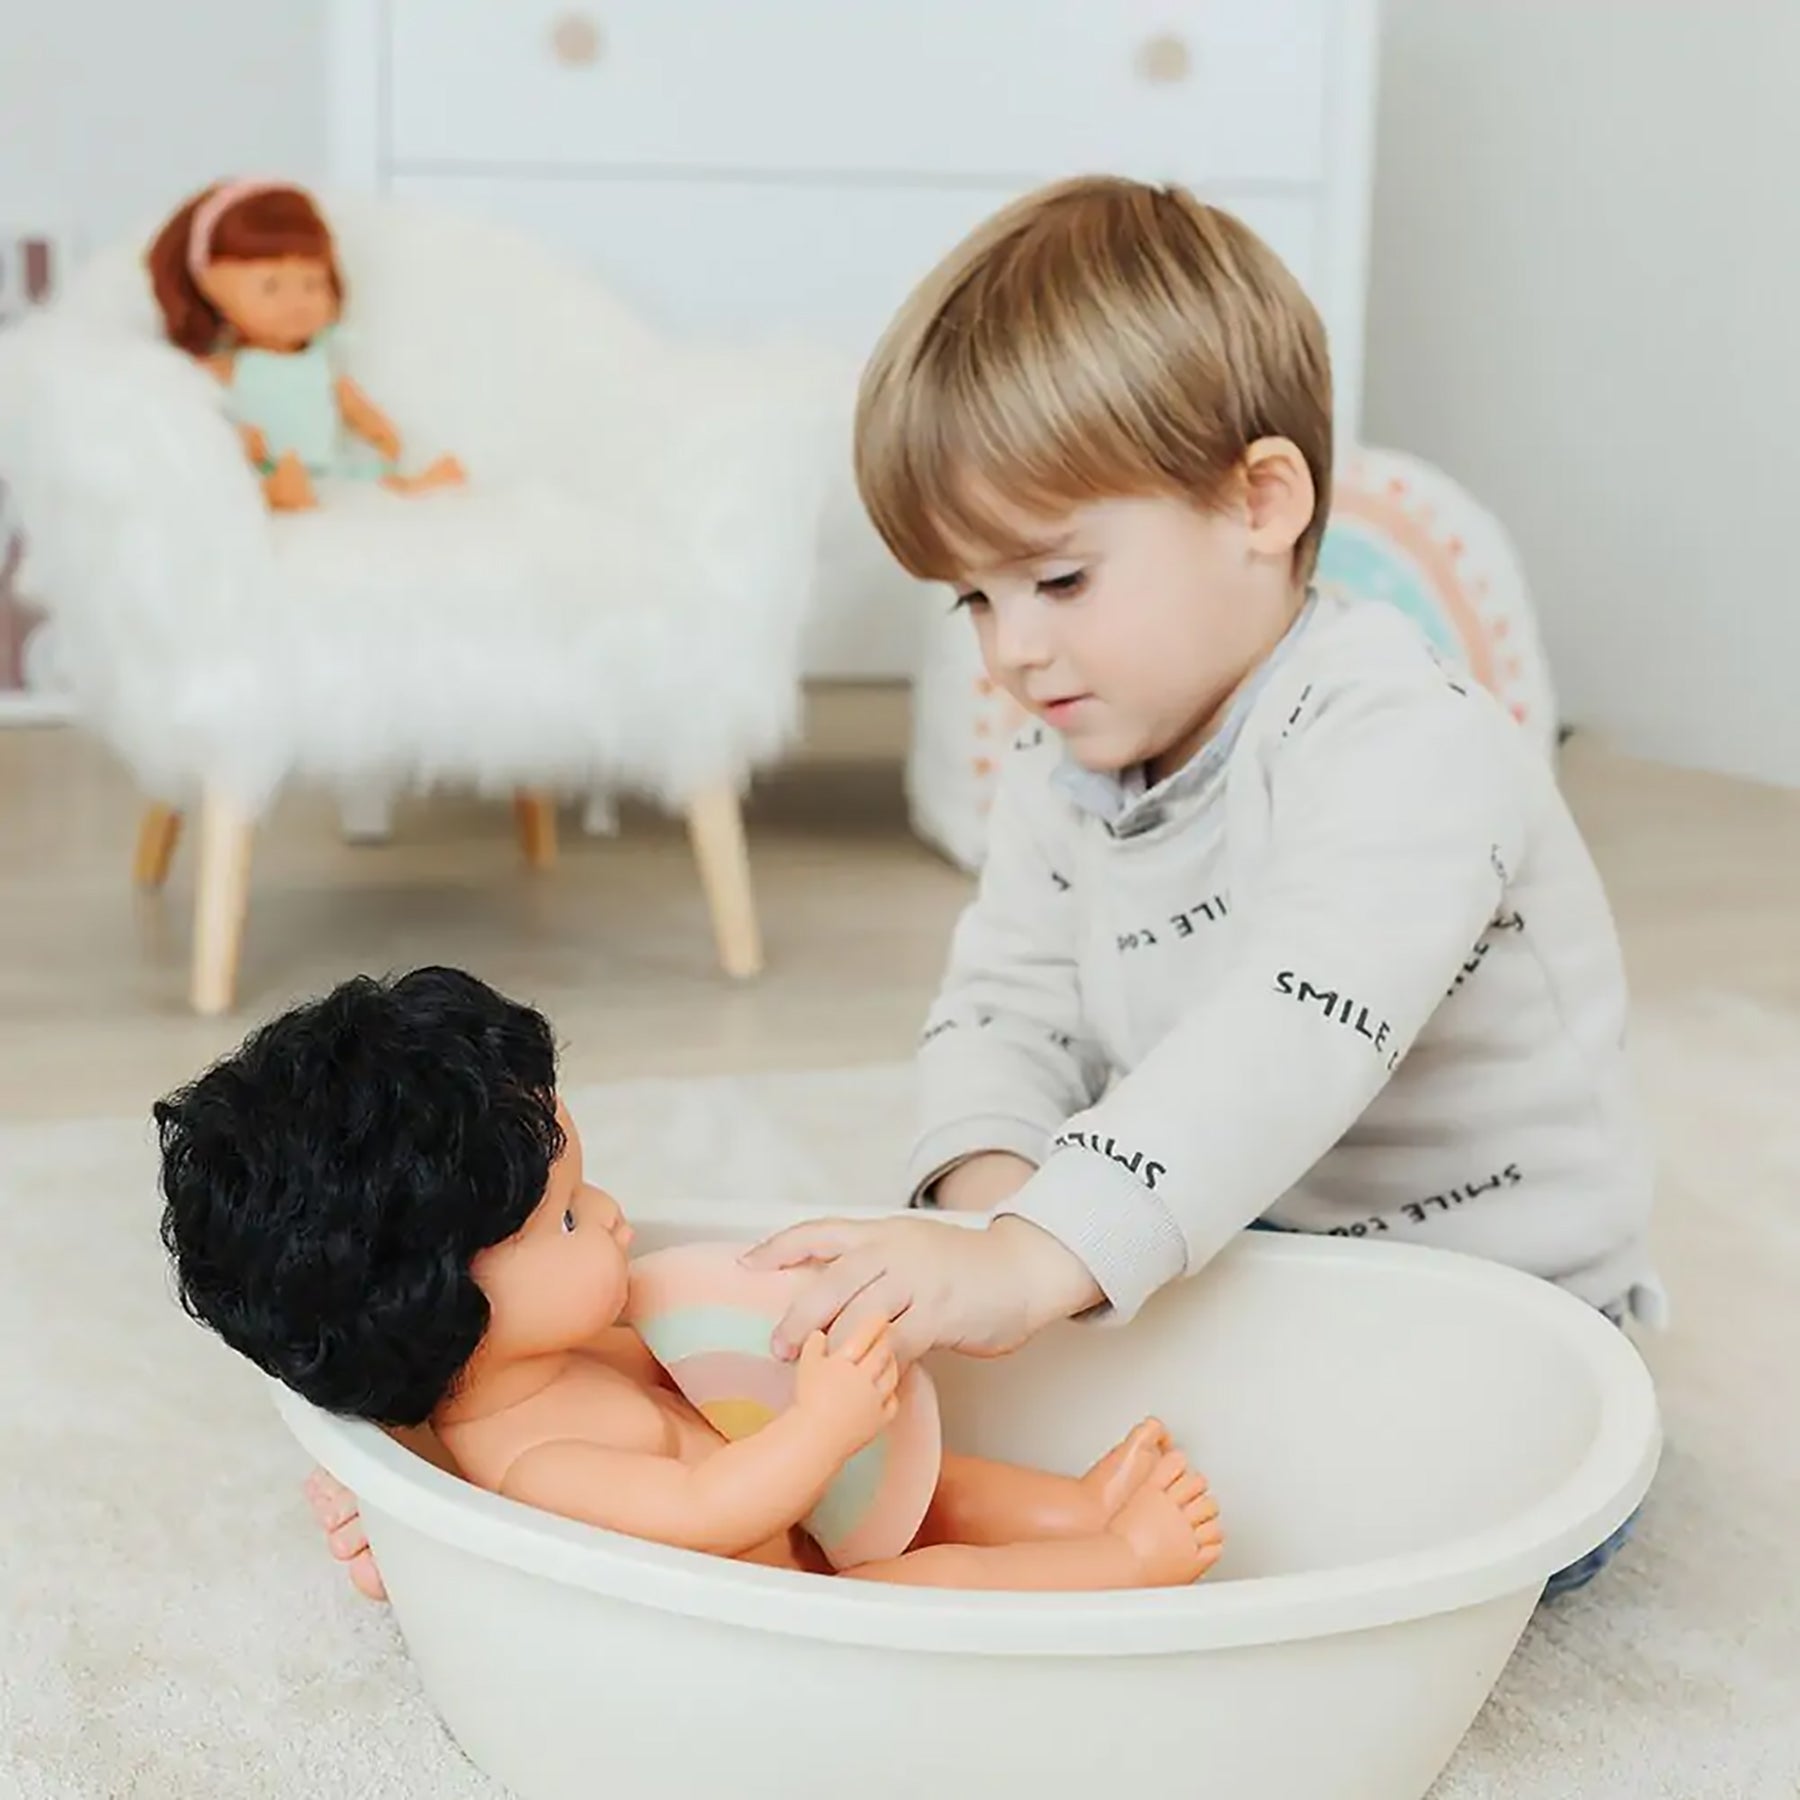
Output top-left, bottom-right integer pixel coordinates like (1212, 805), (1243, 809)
(1365, 0), (1800, 788)
(0, 0), (326, 251)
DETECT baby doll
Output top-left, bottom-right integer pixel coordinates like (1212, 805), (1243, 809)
(146, 179), (466, 512)
(156, 967), (1223, 1595)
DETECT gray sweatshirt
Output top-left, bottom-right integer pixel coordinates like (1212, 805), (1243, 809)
(908, 593), (1661, 1324)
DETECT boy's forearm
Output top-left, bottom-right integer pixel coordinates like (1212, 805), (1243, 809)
(908, 1027), (1106, 1203)
(985, 1216), (1105, 1333)
(928, 1151), (1037, 1213)
(995, 1152), (1190, 1324)
(908, 1111), (1050, 1205)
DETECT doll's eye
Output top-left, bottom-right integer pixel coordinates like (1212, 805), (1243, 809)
(562, 1206), (577, 1234)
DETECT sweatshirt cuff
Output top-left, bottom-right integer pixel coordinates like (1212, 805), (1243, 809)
(905, 1116), (1055, 1206)
(995, 1147), (1188, 1324)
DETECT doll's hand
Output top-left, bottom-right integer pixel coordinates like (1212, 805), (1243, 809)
(745, 1215), (1104, 1368)
(792, 1315), (900, 1456)
(237, 423), (270, 468)
(264, 453), (317, 512)
(302, 1469), (387, 1601)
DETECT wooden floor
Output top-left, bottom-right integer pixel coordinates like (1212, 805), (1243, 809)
(2, 695), (1796, 1123)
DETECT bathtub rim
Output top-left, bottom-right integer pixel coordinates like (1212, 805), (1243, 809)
(272, 1230), (1661, 1657)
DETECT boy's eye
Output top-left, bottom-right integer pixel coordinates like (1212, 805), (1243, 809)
(951, 590), (989, 612)
(1037, 570), (1087, 597)
(561, 1206), (577, 1234)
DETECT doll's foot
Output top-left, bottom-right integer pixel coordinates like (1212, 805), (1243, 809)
(1106, 1451), (1224, 1587)
(302, 1467), (388, 1601)
(1080, 1418), (1172, 1525)
(264, 452), (317, 512)
(384, 455), (466, 496)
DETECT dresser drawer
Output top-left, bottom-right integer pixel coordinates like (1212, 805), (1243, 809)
(391, 173), (1322, 359)
(386, 0), (1330, 186)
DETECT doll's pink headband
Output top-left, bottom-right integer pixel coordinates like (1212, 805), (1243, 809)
(186, 178), (284, 283)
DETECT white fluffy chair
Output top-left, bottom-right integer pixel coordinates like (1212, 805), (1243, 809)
(0, 196), (844, 1011)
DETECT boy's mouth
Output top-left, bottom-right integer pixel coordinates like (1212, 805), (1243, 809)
(1037, 694), (1092, 725)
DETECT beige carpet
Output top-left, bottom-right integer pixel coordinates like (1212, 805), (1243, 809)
(3, 998), (1796, 1799)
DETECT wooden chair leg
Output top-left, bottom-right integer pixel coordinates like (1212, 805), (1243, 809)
(132, 804), (183, 890)
(514, 791), (558, 870)
(190, 785), (255, 1016)
(685, 783), (763, 979)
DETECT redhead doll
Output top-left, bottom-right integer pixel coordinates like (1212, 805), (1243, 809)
(156, 967), (1223, 1600)
(146, 179), (465, 511)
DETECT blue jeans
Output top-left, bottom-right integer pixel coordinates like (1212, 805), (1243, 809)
(1540, 1512), (1636, 1600)
(1242, 1217), (1641, 1600)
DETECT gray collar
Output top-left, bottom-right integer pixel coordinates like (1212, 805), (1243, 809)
(1053, 590), (1318, 835)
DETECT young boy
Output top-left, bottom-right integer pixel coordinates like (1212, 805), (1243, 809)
(748, 174), (1660, 1386)
(306, 177), (1658, 1601)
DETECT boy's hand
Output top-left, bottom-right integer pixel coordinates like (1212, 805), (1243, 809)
(743, 1215), (1103, 1367)
(792, 1317), (901, 1456)
(930, 1151), (1037, 1213)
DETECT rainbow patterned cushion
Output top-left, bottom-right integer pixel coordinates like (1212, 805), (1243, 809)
(625, 1242), (942, 1570)
(1318, 446), (1557, 752)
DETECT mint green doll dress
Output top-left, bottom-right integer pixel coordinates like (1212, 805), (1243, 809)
(224, 330), (394, 480)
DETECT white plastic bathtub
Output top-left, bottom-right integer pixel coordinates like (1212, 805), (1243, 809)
(273, 1208), (1659, 1800)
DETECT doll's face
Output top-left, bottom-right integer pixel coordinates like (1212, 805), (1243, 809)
(199, 255), (336, 351)
(471, 1102), (636, 1357)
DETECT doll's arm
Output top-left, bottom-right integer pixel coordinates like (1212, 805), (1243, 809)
(500, 1422), (832, 1557)
(335, 377), (401, 462)
(500, 1324), (900, 1557)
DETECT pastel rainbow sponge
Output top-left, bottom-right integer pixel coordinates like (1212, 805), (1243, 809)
(625, 1242), (942, 1570)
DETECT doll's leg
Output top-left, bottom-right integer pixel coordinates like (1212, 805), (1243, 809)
(916, 1417), (1172, 1547)
(846, 1451), (1222, 1591)
(381, 455), (466, 496)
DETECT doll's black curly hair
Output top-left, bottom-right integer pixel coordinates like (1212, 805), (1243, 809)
(155, 966), (564, 1427)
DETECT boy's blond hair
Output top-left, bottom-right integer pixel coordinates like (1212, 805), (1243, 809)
(855, 176), (1334, 583)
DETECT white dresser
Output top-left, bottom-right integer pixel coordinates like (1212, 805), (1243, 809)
(328, 0), (1378, 678)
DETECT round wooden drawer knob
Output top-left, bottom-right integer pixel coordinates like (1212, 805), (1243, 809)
(1137, 32), (1193, 85)
(550, 13), (604, 68)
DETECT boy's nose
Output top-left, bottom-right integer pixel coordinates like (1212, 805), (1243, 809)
(989, 595), (1052, 673)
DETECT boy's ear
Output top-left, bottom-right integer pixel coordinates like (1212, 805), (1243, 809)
(1239, 437), (1316, 562)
